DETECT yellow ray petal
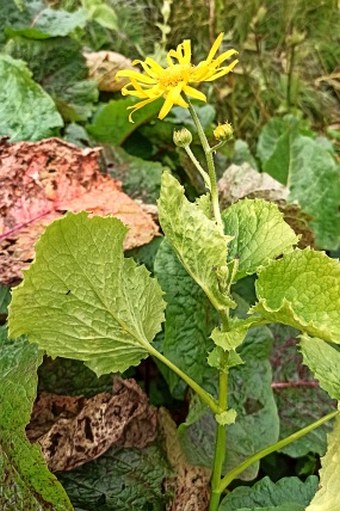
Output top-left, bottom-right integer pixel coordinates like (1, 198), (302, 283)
(183, 85), (206, 102)
(159, 83), (186, 119)
(204, 59), (239, 81)
(116, 70), (156, 84)
(127, 96), (161, 122)
(206, 32), (224, 63)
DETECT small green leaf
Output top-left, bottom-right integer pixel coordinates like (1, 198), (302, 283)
(216, 409), (237, 426)
(8, 212), (165, 376)
(207, 346), (243, 371)
(158, 171), (235, 312)
(300, 334), (340, 400)
(0, 328), (73, 510)
(219, 475), (318, 511)
(252, 249), (340, 343)
(222, 198), (298, 281)
(306, 413), (340, 511)
(0, 54), (63, 141)
(87, 97), (163, 145)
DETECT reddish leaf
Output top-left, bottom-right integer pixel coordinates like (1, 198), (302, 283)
(0, 137), (159, 285)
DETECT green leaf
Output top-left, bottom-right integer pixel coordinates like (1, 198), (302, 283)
(106, 146), (164, 203)
(179, 327), (279, 480)
(57, 443), (172, 511)
(287, 136), (340, 250)
(7, 36), (98, 122)
(222, 198), (298, 280)
(84, 1), (118, 30)
(300, 334), (340, 400)
(252, 249), (340, 343)
(0, 284), (11, 316)
(5, 7), (87, 38)
(154, 239), (217, 398)
(219, 475), (318, 511)
(86, 97), (163, 145)
(158, 170), (235, 312)
(0, 54), (63, 141)
(306, 414), (340, 511)
(8, 212), (165, 376)
(270, 324), (334, 458)
(0, 328), (73, 510)
(257, 115), (340, 250)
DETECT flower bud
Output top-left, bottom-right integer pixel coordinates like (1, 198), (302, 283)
(173, 128), (193, 147)
(213, 122), (233, 141)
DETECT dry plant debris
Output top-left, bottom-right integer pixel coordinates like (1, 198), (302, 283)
(0, 137), (159, 285)
(26, 378), (158, 472)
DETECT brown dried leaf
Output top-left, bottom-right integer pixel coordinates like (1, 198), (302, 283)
(0, 137), (159, 285)
(26, 378), (158, 472)
(84, 51), (136, 92)
(159, 408), (211, 511)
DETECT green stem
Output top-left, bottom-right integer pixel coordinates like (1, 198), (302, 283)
(147, 344), (220, 414)
(184, 145), (211, 190)
(219, 409), (339, 493)
(209, 356), (229, 511)
(186, 98), (224, 233)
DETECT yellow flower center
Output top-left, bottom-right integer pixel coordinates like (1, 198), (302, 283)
(159, 64), (193, 88)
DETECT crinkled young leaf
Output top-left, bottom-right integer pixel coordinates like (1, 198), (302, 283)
(306, 413), (340, 511)
(8, 212), (165, 376)
(219, 475), (318, 511)
(0, 328), (73, 510)
(0, 54), (63, 141)
(222, 198), (298, 280)
(300, 334), (340, 400)
(158, 171), (235, 312)
(252, 249), (340, 343)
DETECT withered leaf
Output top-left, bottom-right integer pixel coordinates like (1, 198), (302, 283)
(27, 378), (158, 472)
(159, 408), (211, 511)
(0, 137), (159, 285)
(84, 50), (135, 92)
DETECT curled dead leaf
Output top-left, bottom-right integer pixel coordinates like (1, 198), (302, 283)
(26, 378), (158, 472)
(84, 50), (136, 92)
(0, 137), (159, 285)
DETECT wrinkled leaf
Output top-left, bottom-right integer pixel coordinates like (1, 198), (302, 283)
(0, 54), (63, 141)
(270, 324), (334, 458)
(300, 335), (340, 400)
(257, 115), (340, 250)
(222, 198), (298, 280)
(8, 212), (165, 376)
(179, 327), (279, 480)
(27, 378), (157, 472)
(219, 475), (318, 511)
(86, 97), (163, 145)
(0, 328), (73, 510)
(154, 239), (217, 398)
(158, 171), (235, 312)
(58, 442), (172, 511)
(306, 413), (340, 511)
(6, 7), (87, 38)
(104, 146), (164, 203)
(0, 137), (159, 285)
(252, 249), (340, 343)
(7, 36), (98, 122)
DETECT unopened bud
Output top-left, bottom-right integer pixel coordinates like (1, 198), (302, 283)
(173, 128), (193, 147)
(213, 122), (233, 141)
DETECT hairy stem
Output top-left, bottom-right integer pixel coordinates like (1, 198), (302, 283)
(219, 409), (339, 493)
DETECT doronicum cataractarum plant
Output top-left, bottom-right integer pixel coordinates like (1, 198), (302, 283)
(8, 33), (340, 511)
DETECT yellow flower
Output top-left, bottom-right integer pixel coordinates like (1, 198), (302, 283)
(116, 33), (238, 121)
